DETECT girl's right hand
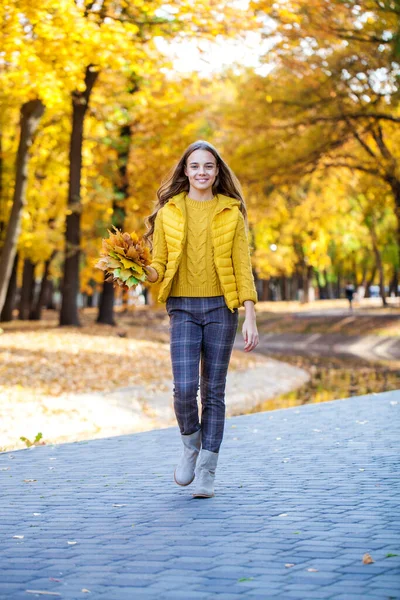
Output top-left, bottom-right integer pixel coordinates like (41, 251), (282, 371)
(144, 266), (158, 283)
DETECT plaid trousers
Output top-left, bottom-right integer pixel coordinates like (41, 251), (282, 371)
(166, 295), (239, 453)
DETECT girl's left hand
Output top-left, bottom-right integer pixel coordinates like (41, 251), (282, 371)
(243, 317), (259, 352)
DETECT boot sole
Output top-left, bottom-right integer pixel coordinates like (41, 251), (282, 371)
(192, 492), (214, 498)
(174, 469), (195, 487)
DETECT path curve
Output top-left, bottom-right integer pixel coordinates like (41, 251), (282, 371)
(244, 332), (400, 362)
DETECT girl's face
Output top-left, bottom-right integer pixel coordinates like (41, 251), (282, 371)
(184, 149), (219, 194)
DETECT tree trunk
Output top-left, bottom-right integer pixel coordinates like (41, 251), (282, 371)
(279, 275), (289, 300)
(0, 100), (45, 315)
(364, 265), (377, 298)
(301, 263), (312, 303)
(60, 66), (99, 327)
(324, 269), (334, 299)
(46, 280), (56, 309)
(97, 117), (132, 325)
(352, 254), (359, 288)
(372, 241), (387, 307)
(18, 258), (35, 320)
(0, 129), (4, 244)
(0, 251), (18, 322)
(30, 251), (56, 320)
(368, 219), (387, 307)
(387, 176), (400, 276)
(317, 271), (326, 300)
(97, 273), (117, 325)
(389, 267), (398, 297)
(261, 279), (270, 301)
(336, 266), (342, 298)
(291, 274), (298, 301)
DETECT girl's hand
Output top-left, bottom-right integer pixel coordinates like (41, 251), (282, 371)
(144, 266), (158, 283)
(242, 301), (259, 352)
(243, 318), (259, 352)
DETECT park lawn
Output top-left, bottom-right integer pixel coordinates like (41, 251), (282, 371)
(0, 306), (260, 395)
(0, 307), (265, 452)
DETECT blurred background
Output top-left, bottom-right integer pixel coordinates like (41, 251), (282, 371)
(1, 0), (399, 451)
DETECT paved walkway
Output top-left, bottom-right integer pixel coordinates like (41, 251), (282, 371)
(243, 333), (400, 362)
(1, 391), (399, 600)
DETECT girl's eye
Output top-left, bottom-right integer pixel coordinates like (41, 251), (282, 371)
(190, 165), (215, 169)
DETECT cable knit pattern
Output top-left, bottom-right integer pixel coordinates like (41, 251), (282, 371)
(170, 195), (223, 297)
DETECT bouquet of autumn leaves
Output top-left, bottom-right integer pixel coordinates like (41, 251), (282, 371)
(95, 226), (151, 290)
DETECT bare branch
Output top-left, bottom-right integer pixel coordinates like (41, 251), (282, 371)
(321, 162), (380, 176)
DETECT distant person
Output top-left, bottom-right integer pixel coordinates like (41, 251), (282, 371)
(345, 282), (355, 311)
(143, 140), (259, 498)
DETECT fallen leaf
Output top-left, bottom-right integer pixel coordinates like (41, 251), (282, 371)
(23, 479), (37, 483)
(362, 553), (374, 564)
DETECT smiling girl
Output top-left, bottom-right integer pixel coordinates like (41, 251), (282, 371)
(144, 140), (259, 498)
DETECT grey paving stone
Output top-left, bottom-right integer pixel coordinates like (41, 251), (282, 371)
(1, 390), (399, 600)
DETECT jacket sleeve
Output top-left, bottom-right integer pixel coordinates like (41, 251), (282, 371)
(148, 208), (167, 284)
(232, 211), (258, 307)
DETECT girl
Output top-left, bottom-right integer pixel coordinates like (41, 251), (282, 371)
(143, 140), (259, 498)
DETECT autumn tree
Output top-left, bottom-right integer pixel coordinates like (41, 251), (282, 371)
(0, 0), (85, 316)
(246, 0), (400, 265)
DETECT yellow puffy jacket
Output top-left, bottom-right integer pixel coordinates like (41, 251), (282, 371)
(149, 191), (258, 313)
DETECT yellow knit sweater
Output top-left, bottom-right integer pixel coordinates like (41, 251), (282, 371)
(150, 194), (258, 306)
(171, 195), (222, 297)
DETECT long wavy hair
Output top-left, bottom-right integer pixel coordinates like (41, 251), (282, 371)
(143, 140), (248, 250)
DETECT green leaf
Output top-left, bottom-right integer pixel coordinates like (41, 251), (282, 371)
(126, 276), (139, 287)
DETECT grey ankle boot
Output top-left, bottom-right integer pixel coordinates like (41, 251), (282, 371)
(174, 428), (202, 486)
(192, 449), (219, 498)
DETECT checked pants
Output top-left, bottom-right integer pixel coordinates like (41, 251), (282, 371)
(166, 295), (239, 453)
